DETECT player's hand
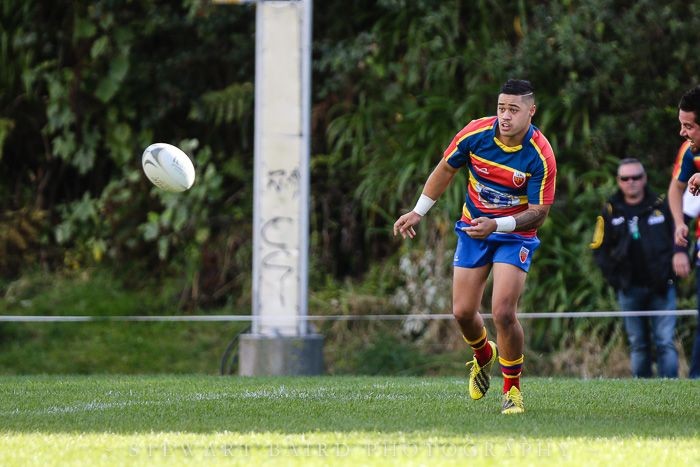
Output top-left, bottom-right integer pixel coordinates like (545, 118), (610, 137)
(674, 224), (689, 247)
(689, 173), (700, 195)
(673, 251), (691, 278)
(460, 217), (497, 239)
(393, 211), (421, 239)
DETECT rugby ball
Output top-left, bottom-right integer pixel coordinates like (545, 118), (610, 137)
(141, 143), (195, 192)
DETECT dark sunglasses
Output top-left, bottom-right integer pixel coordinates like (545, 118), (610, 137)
(618, 174), (644, 182)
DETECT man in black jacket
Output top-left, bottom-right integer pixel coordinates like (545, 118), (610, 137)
(590, 158), (687, 377)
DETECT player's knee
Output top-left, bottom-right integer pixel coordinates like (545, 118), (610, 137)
(491, 307), (517, 328)
(452, 305), (477, 323)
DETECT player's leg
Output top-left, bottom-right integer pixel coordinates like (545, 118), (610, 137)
(491, 262), (527, 414)
(453, 264), (497, 400)
(490, 235), (539, 414)
(691, 252), (700, 379)
(491, 262), (526, 363)
(688, 242), (700, 379)
(452, 265), (491, 339)
(452, 222), (498, 399)
(690, 316), (700, 379)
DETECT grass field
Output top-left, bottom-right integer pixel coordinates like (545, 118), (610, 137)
(0, 376), (698, 466)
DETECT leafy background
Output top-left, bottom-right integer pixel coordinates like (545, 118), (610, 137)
(0, 0), (698, 375)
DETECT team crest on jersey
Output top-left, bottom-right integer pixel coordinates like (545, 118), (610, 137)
(512, 170), (526, 187)
(519, 246), (529, 263)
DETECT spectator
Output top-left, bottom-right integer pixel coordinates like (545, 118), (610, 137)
(669, 84), (700, 379)
(682, 188), (700, 378)
(590, 158), (686, 378)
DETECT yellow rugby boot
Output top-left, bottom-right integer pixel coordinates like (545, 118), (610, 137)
(465, 341), (497, 400)
(501, 386), (525, 414)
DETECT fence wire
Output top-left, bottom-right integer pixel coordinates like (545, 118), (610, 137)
(0, 309), (696, 323)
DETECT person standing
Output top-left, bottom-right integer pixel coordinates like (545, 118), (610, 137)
(681, 188), (700, 379)
(393, 79), (557, 414)
(671, 85), (700, 378)
(591, 158), (684, 378)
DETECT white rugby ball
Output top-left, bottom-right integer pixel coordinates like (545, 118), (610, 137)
(141, 143), (195, 192)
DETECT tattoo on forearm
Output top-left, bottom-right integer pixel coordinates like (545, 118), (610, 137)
(514, 208), (548, 231)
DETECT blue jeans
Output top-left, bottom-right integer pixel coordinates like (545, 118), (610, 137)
(617, 285), (678, 378)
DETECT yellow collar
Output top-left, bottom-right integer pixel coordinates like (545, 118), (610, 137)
(493, 137), (522, 153)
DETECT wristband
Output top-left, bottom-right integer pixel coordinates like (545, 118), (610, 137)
(495, 216), (516, 232)
(412, 194), (435, 216)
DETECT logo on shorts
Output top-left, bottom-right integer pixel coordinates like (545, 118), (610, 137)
(519, 246), (529, 263)
(512, 170), (526, 187)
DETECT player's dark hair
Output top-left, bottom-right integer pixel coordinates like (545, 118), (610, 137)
(679, 85), (700, 124)
(500, 79), (535, 97)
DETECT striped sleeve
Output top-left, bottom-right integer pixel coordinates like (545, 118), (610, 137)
(442, 117), (495, 168)
(671, 141), (696, 183)
(526, 130), (557, 205)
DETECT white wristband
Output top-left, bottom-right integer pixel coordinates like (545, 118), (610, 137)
(495, 216), (516, 232)
(412, 194), (436, 216)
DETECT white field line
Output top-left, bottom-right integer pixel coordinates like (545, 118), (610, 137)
(1, 385), (462, 417)
(0, 392), (229, 417)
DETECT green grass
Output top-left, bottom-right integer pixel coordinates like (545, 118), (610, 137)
(0, 376), (697, 466)
(0, 321), (247, 374)
(0, 269), (250, 374)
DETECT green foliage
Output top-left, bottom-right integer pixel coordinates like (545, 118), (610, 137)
(1, 269), (174, 316)
(189, 82), (254, 129)
(0, 321), (245, 374)
(313, 0), (700, 302)
(348, 332), (427, 375)
(0, 208), (46, 277)
(0, 1), (256, 309)
(1, 0), (700, 366)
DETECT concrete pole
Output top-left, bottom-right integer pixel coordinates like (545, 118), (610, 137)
(240, 0), (323, 375)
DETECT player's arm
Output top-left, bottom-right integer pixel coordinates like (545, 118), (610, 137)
(393, 158), (458, 239)
(421, 158), (459, 200)
(464, 204), (550, 239)
(466, 141), (555, 239)
(513, 204), (550, 230)
(668, 177), (688, 247)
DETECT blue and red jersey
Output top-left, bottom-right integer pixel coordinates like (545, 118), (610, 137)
(671, 140), (700, 182)
(442, 116), (557, 238)
(672, 140), (700, 239)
